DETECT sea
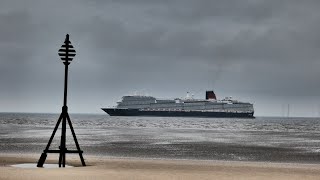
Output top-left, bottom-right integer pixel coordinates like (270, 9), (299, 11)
(1, 113), (320, 163)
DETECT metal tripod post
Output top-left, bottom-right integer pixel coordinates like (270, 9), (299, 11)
(37, 34), (86, 168)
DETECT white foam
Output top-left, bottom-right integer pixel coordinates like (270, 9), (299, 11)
(11, 163), (73, 168)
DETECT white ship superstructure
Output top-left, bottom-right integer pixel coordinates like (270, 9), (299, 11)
(102, 91), (254, 118)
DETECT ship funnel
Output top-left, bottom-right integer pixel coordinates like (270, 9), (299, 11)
(206, 91), (216, 100)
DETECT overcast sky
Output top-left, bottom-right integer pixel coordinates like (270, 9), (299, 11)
(1, 0), (320, 117)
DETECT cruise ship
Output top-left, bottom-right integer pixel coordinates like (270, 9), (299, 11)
(102, 91), (254, 118)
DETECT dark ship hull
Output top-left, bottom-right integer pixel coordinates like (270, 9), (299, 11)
(102, 108), (255, 118)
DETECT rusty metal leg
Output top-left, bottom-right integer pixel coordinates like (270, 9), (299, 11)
(37, 113), (63, 167)
(59, 112), (67, 168)
(37, 153), (47, 168)
(63, 153), (66, 167)
(58, 147), (62, 167)
(66, 114), (86, 166)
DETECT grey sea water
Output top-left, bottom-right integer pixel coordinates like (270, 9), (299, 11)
(1, 113), (320, 163)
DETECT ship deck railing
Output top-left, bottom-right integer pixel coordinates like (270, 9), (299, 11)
(139, 108), (252, 113)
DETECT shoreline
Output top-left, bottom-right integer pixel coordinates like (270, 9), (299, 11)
(1, 154), (320, 180)
(2, 152), (320, 166)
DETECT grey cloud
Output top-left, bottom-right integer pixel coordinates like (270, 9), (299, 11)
(1, 0), (320, 116)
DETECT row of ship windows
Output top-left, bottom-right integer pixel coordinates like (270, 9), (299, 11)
(119, 105), (252, 110)
(141, 109), (253, 113)
(118, 101), (251, 106)
(119, 103), (252, 108)
(122, 98), (155, 101)
(119, 101), (155, 105)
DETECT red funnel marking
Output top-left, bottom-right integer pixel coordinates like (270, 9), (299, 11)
(206, 91), (216, 100)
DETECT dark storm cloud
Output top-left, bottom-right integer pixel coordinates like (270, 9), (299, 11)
(1, 0), (320, 116)
(80, 1), (320, 94)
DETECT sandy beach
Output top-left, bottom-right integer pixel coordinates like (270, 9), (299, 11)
(1, 154), (320, 180)
(1, 114), (320, 179)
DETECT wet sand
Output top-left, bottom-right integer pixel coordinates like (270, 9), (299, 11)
(1, 154), (320, 180)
